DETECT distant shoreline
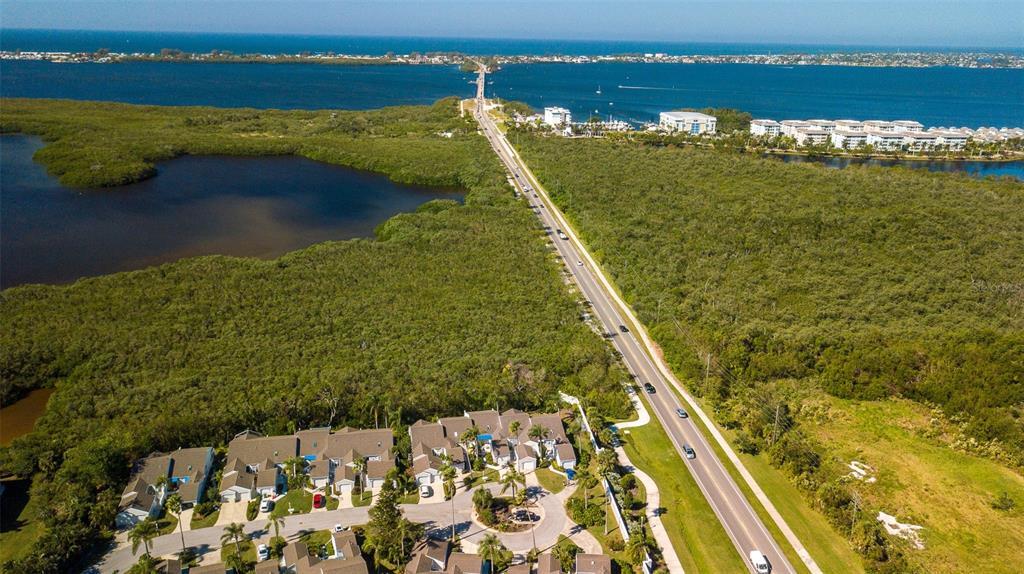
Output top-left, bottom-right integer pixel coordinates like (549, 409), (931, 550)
(2, 49), (1022, 69)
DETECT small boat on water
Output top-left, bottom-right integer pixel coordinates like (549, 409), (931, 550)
(596, 85), (602, 95)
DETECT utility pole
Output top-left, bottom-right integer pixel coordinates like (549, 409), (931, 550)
(772, 404), (781, 445)
(703, 352), (712, 397)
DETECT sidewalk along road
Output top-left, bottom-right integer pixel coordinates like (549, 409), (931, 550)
(472, 67), (818, 574)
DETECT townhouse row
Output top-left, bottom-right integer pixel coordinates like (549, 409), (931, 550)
(117, 409), (576, 527)
(406, 538), (611, 574)
(154, 529), (368, 574)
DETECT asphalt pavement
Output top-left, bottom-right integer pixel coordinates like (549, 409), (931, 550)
(472, 68), (801, 574)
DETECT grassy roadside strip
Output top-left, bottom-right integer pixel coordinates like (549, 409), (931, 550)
(619, 392), (747, 574)
(670, 386), (861, 574)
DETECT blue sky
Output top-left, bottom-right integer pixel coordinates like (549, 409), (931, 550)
(2, 1), (1021, 48)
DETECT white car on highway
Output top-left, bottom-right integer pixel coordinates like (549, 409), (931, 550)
(749, 550), (771, 573)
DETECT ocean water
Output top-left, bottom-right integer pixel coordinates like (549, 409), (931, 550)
(0, 60), (474, 109)
(3, 59), (1022, 127)
(4, 29), (1012, 56)
(490, 63), (1024, 128)
(1, 135), (463, 288)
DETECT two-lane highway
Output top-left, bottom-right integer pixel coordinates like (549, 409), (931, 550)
(471, 66), (803, 574)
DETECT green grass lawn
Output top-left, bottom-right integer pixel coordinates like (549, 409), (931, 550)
(220, 538), (257, 563)
(400, 491), (420, 505)
(155, 513), (178, 536)
(465, 468), (500, 490)
(0, 480), (43, 564)
(300, 530), (334, 558)
(620, 415), (747, 574)
(326, 494), (340, 511)
(189, 508), (220, 530)
(707, 411), (864, 574)
(272, 489), (313, 517)
(807, 396), (1024, 574)
(352, 490), (374, 508)
(535, 468), (567, 494)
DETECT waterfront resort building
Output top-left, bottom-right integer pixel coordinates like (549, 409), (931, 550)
(543, 107), (572, 127)
(659, 111), (717, 134)
(749, 119), (781, 137)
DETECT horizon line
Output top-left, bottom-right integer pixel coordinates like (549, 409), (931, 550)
(1, 27), (1020, 52)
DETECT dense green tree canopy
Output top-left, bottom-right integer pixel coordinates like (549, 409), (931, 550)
(0, 99), (629, 572)
(516, 134), (1024, 458)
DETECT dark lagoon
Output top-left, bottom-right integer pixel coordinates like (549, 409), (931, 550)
(0, 136), (463, 288)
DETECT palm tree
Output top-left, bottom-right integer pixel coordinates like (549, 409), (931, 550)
(221, 522), (247, 559)
(165, 493), (187, 560)
(270, 513), (285, 539)
(528, 425), (549, 457)
(576, 466), (598, 510)
(508, 420), (521, 440)
(129, 518), (159, 558)
(624, 524), (649, 565)
(596, 449), (618, 478)
(499, 469), (526, 503)
(478, 533), (508, 571)
(460, 426), (480, 462)
(472, 487), (493, 513)
(352, 457), (367, 501)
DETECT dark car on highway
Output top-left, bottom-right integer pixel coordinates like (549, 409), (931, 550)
(619, 324), (629, 333)
(644, 382), (656, 394)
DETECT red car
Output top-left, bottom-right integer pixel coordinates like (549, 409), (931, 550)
(313, 493), (326, 509)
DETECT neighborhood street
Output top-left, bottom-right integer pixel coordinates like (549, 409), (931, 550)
(94, 477), (595, 573)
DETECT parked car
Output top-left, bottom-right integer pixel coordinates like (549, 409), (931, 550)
(644, 382), (656, 394)
(333, 523), (347, 533)
(683, 445), (696, 459)
(675, 408), (689, 419)
(619, 324), (629, 333)
(420, 484), (434, 497)
(749, 550), (771, 573)
(259, 498), (274, 513)
(313, 493), (326, 509)
(257, 543), (270, 561)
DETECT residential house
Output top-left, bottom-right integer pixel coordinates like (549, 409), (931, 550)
(410, 420), (469, 485)
(405, 539), (483, 574)
(167, 446), (214, 507)
(537, 554), (562, 574)
(575, 554), (613, 574)
(219, 431), (298, 502)
(322, 427), (395, 493)
(116, 454), (171, 528)
(281, 538), (369, 574)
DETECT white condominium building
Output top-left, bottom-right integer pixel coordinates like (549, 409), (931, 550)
(750, 119), (781, 137)
(892, 120), (925, 133)
(831, 130), (868, 149)
(659, 111), (717, 134)
(866, 130), (905, 150)
(806, 119), (836, 133)
(833, 120), (863, 132)
(779, 120), (810, 137)
(862, 120), (896, 132)
(794, 128), (830, 146)
(543, 107), (572, 127)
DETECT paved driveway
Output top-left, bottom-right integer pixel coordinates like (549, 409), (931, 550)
(216, 500), (249, 526)
(95, 479), (590, 572)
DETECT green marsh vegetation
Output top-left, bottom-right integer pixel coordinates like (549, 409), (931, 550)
(0, 99), (630, 572)
(516, 133), (1024, 572)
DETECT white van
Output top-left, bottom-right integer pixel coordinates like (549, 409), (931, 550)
(749, 550), (771, 573)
